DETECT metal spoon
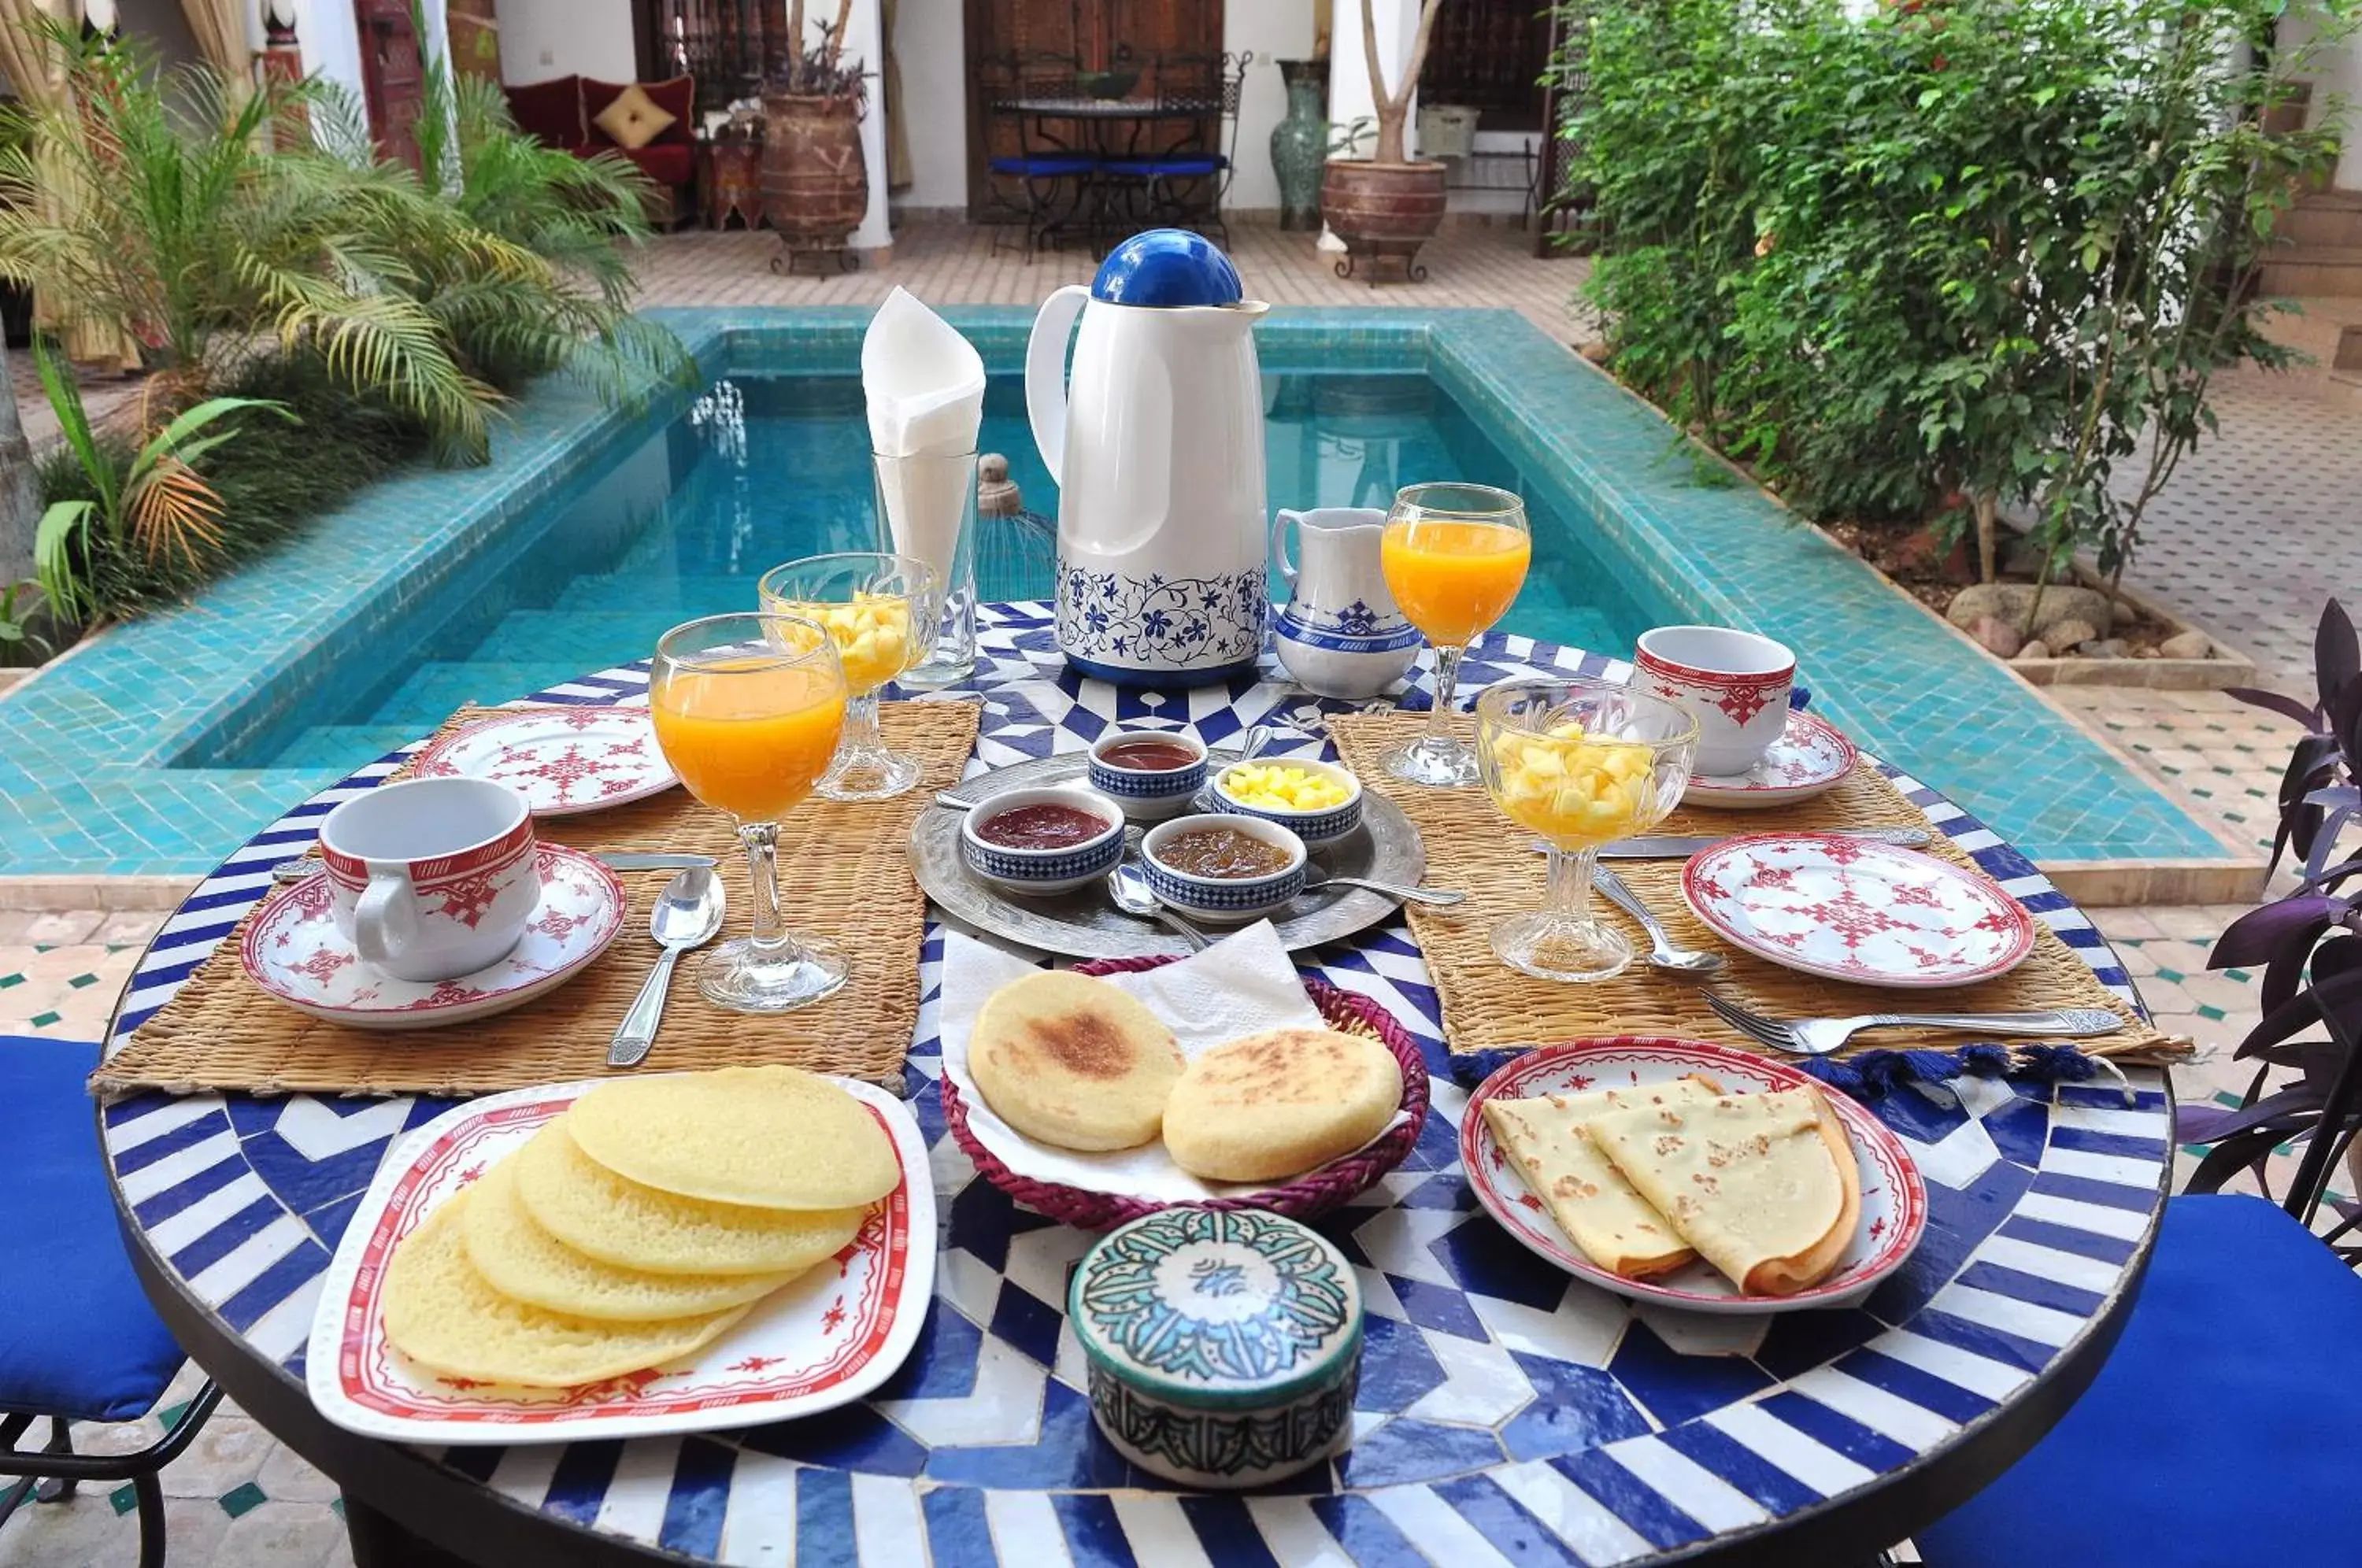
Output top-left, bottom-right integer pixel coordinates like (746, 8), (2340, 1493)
(933, 791), (979, 811)
(608, 868), (725, 1067)
(1590, 864), (1723, 977)
(1105, 863), (1209, 951)
(1300, 865), (1465, 908)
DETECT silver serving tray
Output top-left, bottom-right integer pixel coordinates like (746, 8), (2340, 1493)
(907, 750), (1427, 960)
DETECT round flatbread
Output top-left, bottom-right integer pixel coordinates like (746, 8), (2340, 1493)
(513, 1120), (869, 1278)
(565, 1066), (899, 1211)
(968, 970), (1185, 1152)
(1162, 1026), (1403, 1182)
(461, 1157), (797, 1320)
(382, 1190), (750, 1389)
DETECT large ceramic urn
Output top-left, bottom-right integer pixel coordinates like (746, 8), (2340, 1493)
(1320, 159), (1448, 283)
(761, 92), (867, 255)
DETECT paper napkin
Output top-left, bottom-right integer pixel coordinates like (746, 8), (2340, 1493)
(937, 923), (1410, 1203)
(862, 288), (986, 586)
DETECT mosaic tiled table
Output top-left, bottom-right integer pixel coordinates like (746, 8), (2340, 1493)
(102, 606), (2171, 1566)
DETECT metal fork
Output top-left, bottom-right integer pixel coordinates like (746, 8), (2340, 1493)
(1701, 991), (2127, 1056)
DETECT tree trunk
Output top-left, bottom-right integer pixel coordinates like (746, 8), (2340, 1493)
(1973, 492), (1997, 584)
(1374, 106), (1409, 165)
(0, 335), (37, 594)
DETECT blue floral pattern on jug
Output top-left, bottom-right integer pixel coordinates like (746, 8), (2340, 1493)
(1057, 564), (1268, 671)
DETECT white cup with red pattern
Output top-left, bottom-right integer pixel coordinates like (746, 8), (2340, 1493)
(1634, 626), (1796, 776)
(318, 778), (540, 982)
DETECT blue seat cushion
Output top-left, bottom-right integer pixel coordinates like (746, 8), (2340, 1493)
(0, 1037), (188, 1423)
(989, 156), (1097, 177)
(1915, 1194), (2362, 1567)
(1103, 156), (1226, 179)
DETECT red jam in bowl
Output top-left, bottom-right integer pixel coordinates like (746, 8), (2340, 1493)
(1098, 738), (1200, 772)
(976, 802), (1111, 850)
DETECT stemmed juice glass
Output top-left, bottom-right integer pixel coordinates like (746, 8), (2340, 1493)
(757, 552), (942, 801)
(1475, 678), (1698, 983)
(1379, 482), (1533, 786)
(650, 612), (851, 1012)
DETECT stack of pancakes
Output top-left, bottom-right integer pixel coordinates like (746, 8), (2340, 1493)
(383, 1066), (898, 1388)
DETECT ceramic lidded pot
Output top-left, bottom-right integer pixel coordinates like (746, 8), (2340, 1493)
(1069, 1204), (1363, 1488)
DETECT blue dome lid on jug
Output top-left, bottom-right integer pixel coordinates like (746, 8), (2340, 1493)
(1090, 229), (1244, 307)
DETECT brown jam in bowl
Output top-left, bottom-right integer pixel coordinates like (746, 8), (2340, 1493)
(977, 802), (1110, 850)
(1098, 738), (1201, 771)
(1153, 827), (1293, 879)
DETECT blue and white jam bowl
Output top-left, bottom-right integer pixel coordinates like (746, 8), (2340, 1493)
(1209, 756), (1365, 845)
(1086, 729), (1209, 820)
(958, 786), (1126, 895)
(1070, 1205), (1364, 1488)
(1141, 814), (1306, 923)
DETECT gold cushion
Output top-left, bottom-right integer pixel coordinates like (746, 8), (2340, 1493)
(593, 83), (676, 152)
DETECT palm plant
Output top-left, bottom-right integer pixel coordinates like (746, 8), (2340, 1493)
(30, 333), (288, 625)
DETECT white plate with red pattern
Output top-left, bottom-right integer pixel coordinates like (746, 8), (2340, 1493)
(1461, 1038), (1927, 1315)
(305, 1074), (935, 1444)
(242, 846), (627, 1029)
(412, 708), (677, 817)
(1683, 709), (1859, 810)
(1683, 832), (2037, 988)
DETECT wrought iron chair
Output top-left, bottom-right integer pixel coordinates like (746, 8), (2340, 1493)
(1099, 50), (1253, 244)
(0, 1034), (226, 1567)
(984, 50), (1096, 261)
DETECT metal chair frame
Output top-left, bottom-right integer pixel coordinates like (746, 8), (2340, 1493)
(0, 1382), (225, 1568)
(985, 50), (1095, 261)
(1098, 50), (1252, 244)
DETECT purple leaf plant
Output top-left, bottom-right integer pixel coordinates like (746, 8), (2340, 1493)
(2184, 600), (2362, 1252)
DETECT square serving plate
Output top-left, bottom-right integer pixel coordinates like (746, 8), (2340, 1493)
(305, 1075), (935, 1444)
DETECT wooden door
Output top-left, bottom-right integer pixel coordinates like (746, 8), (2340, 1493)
(962, 0), (1223, 217)
(356, 0), (425, 172)
(446, 0), (502, 83)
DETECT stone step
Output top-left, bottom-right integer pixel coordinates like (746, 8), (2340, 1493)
(464, 609), (690, 668)
(2260, 245), (2362, 298)
(2276, 202), (2362, 250)
(265, 724), (435, 773)
(365, 660), (599, 730)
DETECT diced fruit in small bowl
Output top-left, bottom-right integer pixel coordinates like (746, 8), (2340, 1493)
(960, 786), (1127, 894)
(1141, 815), (1307, 924)
(1211, 758), (1365, 844)
(1486, 724), (1662, 845)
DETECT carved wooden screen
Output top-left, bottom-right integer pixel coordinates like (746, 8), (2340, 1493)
(633, 0), (793, 113)
(961, 0), (1224, 217)
(1416, 0), (1553, 131)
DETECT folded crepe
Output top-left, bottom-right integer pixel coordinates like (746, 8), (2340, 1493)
(1581, 1085), (1860, 1296)
(1481, 1075), (1724, 1278)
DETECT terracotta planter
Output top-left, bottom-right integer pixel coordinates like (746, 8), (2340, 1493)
(761, 92), (867, 268)
(1320, 159), (1447, 285)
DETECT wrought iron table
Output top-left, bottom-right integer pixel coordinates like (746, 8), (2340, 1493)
(102, 605), (2168, 1566)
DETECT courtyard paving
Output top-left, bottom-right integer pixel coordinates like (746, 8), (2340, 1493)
(2, 218), (2354, 1566)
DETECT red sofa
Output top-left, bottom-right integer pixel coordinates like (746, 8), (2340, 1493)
(503, 73), (697, 223)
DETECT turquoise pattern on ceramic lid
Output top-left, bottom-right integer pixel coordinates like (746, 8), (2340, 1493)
(1068, 1205), (1362, 1412)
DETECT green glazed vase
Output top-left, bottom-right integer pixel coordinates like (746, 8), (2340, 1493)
(1270, 59), (1329, 233)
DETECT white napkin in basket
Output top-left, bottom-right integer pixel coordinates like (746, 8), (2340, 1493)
(937, 923), (1411, 1204)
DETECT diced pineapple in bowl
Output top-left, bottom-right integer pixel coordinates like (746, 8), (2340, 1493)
(1210, 756), (1365, 844)
(1486, 725), (1660, 845)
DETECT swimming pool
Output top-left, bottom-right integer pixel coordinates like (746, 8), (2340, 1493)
(0, 306), (2233, 878)
(212, 370), (1669, 771)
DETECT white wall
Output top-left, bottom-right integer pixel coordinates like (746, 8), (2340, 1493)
(1224, 5), (1317, 211)
(2286, 12), (2362, 189)
(495, 0), (636, 84)
(894, 0), (967, 209)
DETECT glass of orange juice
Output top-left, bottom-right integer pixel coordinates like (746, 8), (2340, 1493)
(757, 552), (942, 802)
(1379, 483), (1532, 786)
(1475, 679), (1697, 983)
(650, 612), (851, 1012)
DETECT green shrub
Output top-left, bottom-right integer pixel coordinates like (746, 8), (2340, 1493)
(1567, 0), (2353, 590)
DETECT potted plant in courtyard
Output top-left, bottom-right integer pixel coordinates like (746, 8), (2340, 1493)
(1321, 0), (1449, 282)
(761, 0), (869, 272)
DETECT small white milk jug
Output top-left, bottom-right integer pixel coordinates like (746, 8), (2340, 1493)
(1271, 508), (1421, 699)
(1027, 230), (1271, 686)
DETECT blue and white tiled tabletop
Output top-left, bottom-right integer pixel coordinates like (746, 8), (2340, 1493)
(103, 605), (2170, 1566)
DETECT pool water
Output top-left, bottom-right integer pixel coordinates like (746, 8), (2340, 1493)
(231, 371), (1670, 771)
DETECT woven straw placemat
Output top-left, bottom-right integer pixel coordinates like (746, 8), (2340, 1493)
(1327, 712), (2188, 1067)
(98, 700), (982, 1099)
